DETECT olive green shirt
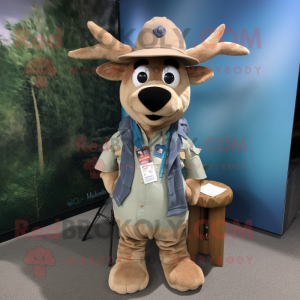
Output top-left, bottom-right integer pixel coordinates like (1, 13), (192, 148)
(95, 124), (207, 230)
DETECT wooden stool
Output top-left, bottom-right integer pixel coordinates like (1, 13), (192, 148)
(187, 180), (233, 267)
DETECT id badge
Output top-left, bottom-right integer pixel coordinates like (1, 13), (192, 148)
(135, 146), (157, 184)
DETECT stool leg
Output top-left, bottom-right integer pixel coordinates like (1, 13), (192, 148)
(208, 206), (226, 267)
(187, 204), (201, 257)
(199, 207), (209, 255)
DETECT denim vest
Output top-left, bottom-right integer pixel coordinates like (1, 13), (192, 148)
(112, 116), (189, 217)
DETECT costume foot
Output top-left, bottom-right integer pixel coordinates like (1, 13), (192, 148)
(108, 261), (149, 294)
(164, 259), (205, 291)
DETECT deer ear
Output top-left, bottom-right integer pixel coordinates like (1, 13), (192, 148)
(96, 62), (128, 81)
(187, 66), (214, 85)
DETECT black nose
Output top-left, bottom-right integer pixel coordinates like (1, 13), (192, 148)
(138, 87), (171, 112)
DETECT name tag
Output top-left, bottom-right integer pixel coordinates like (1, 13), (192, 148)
(140, 163), (157, 184)
(135, 146), (157, 184)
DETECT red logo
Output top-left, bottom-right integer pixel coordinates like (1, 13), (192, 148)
(24, 56), (57, 88)
(83, 157), (100, 179)
(23, 246), (55, 277)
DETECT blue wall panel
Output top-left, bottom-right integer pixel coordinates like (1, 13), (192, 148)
(119, 0), (300, 234)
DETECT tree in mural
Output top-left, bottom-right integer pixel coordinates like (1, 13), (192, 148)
(1, 161), (57, 221)
(91, 127), (118, 145)
(24, 56), (58, 172)
(0, 0), (120, 234)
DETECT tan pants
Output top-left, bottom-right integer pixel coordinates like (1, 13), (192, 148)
(115, 215), (190, 265)
(108, 215), (204, 294)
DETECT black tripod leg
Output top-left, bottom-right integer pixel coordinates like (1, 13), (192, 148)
(82, 205), (104, 241)
(108, 208), (115, 267)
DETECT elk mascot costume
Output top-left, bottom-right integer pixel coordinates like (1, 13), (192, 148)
(69, 17), (249, 294)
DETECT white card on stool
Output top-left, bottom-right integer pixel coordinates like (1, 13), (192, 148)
(200, 183), (226, 197)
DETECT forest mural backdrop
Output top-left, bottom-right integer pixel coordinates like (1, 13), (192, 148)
(0, 0), (121, 235)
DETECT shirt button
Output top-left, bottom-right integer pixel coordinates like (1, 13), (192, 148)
(140, 205), (144, 208)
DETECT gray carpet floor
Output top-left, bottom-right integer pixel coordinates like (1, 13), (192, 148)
(1, 203), (300, 300)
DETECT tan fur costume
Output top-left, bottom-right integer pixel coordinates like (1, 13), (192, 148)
(69, 16), (249, 294)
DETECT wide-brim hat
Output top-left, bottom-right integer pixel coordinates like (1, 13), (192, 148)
(118, 17), (199, 66)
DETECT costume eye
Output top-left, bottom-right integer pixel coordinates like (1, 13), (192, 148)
(162, 66), (180, 88)
(132, 66), (149, 87)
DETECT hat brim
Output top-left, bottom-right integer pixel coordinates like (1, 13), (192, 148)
(118, 48), (199, 66)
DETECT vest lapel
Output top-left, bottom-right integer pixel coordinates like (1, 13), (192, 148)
(113, 116), (135, 206)
(167, 118), (188, 175)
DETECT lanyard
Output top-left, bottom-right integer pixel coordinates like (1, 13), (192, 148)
(131, 119), (175, 178)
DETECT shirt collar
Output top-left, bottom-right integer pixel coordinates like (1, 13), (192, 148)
(137, 123), (171, 145)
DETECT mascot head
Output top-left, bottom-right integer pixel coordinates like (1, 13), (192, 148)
(69, 17), (249, 132)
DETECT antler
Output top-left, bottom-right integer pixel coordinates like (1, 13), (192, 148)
(68, 21), (134, 62)
(186, 24), (249, 64)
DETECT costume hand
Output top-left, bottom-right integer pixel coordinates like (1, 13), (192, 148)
(185, 178), (203, 206)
